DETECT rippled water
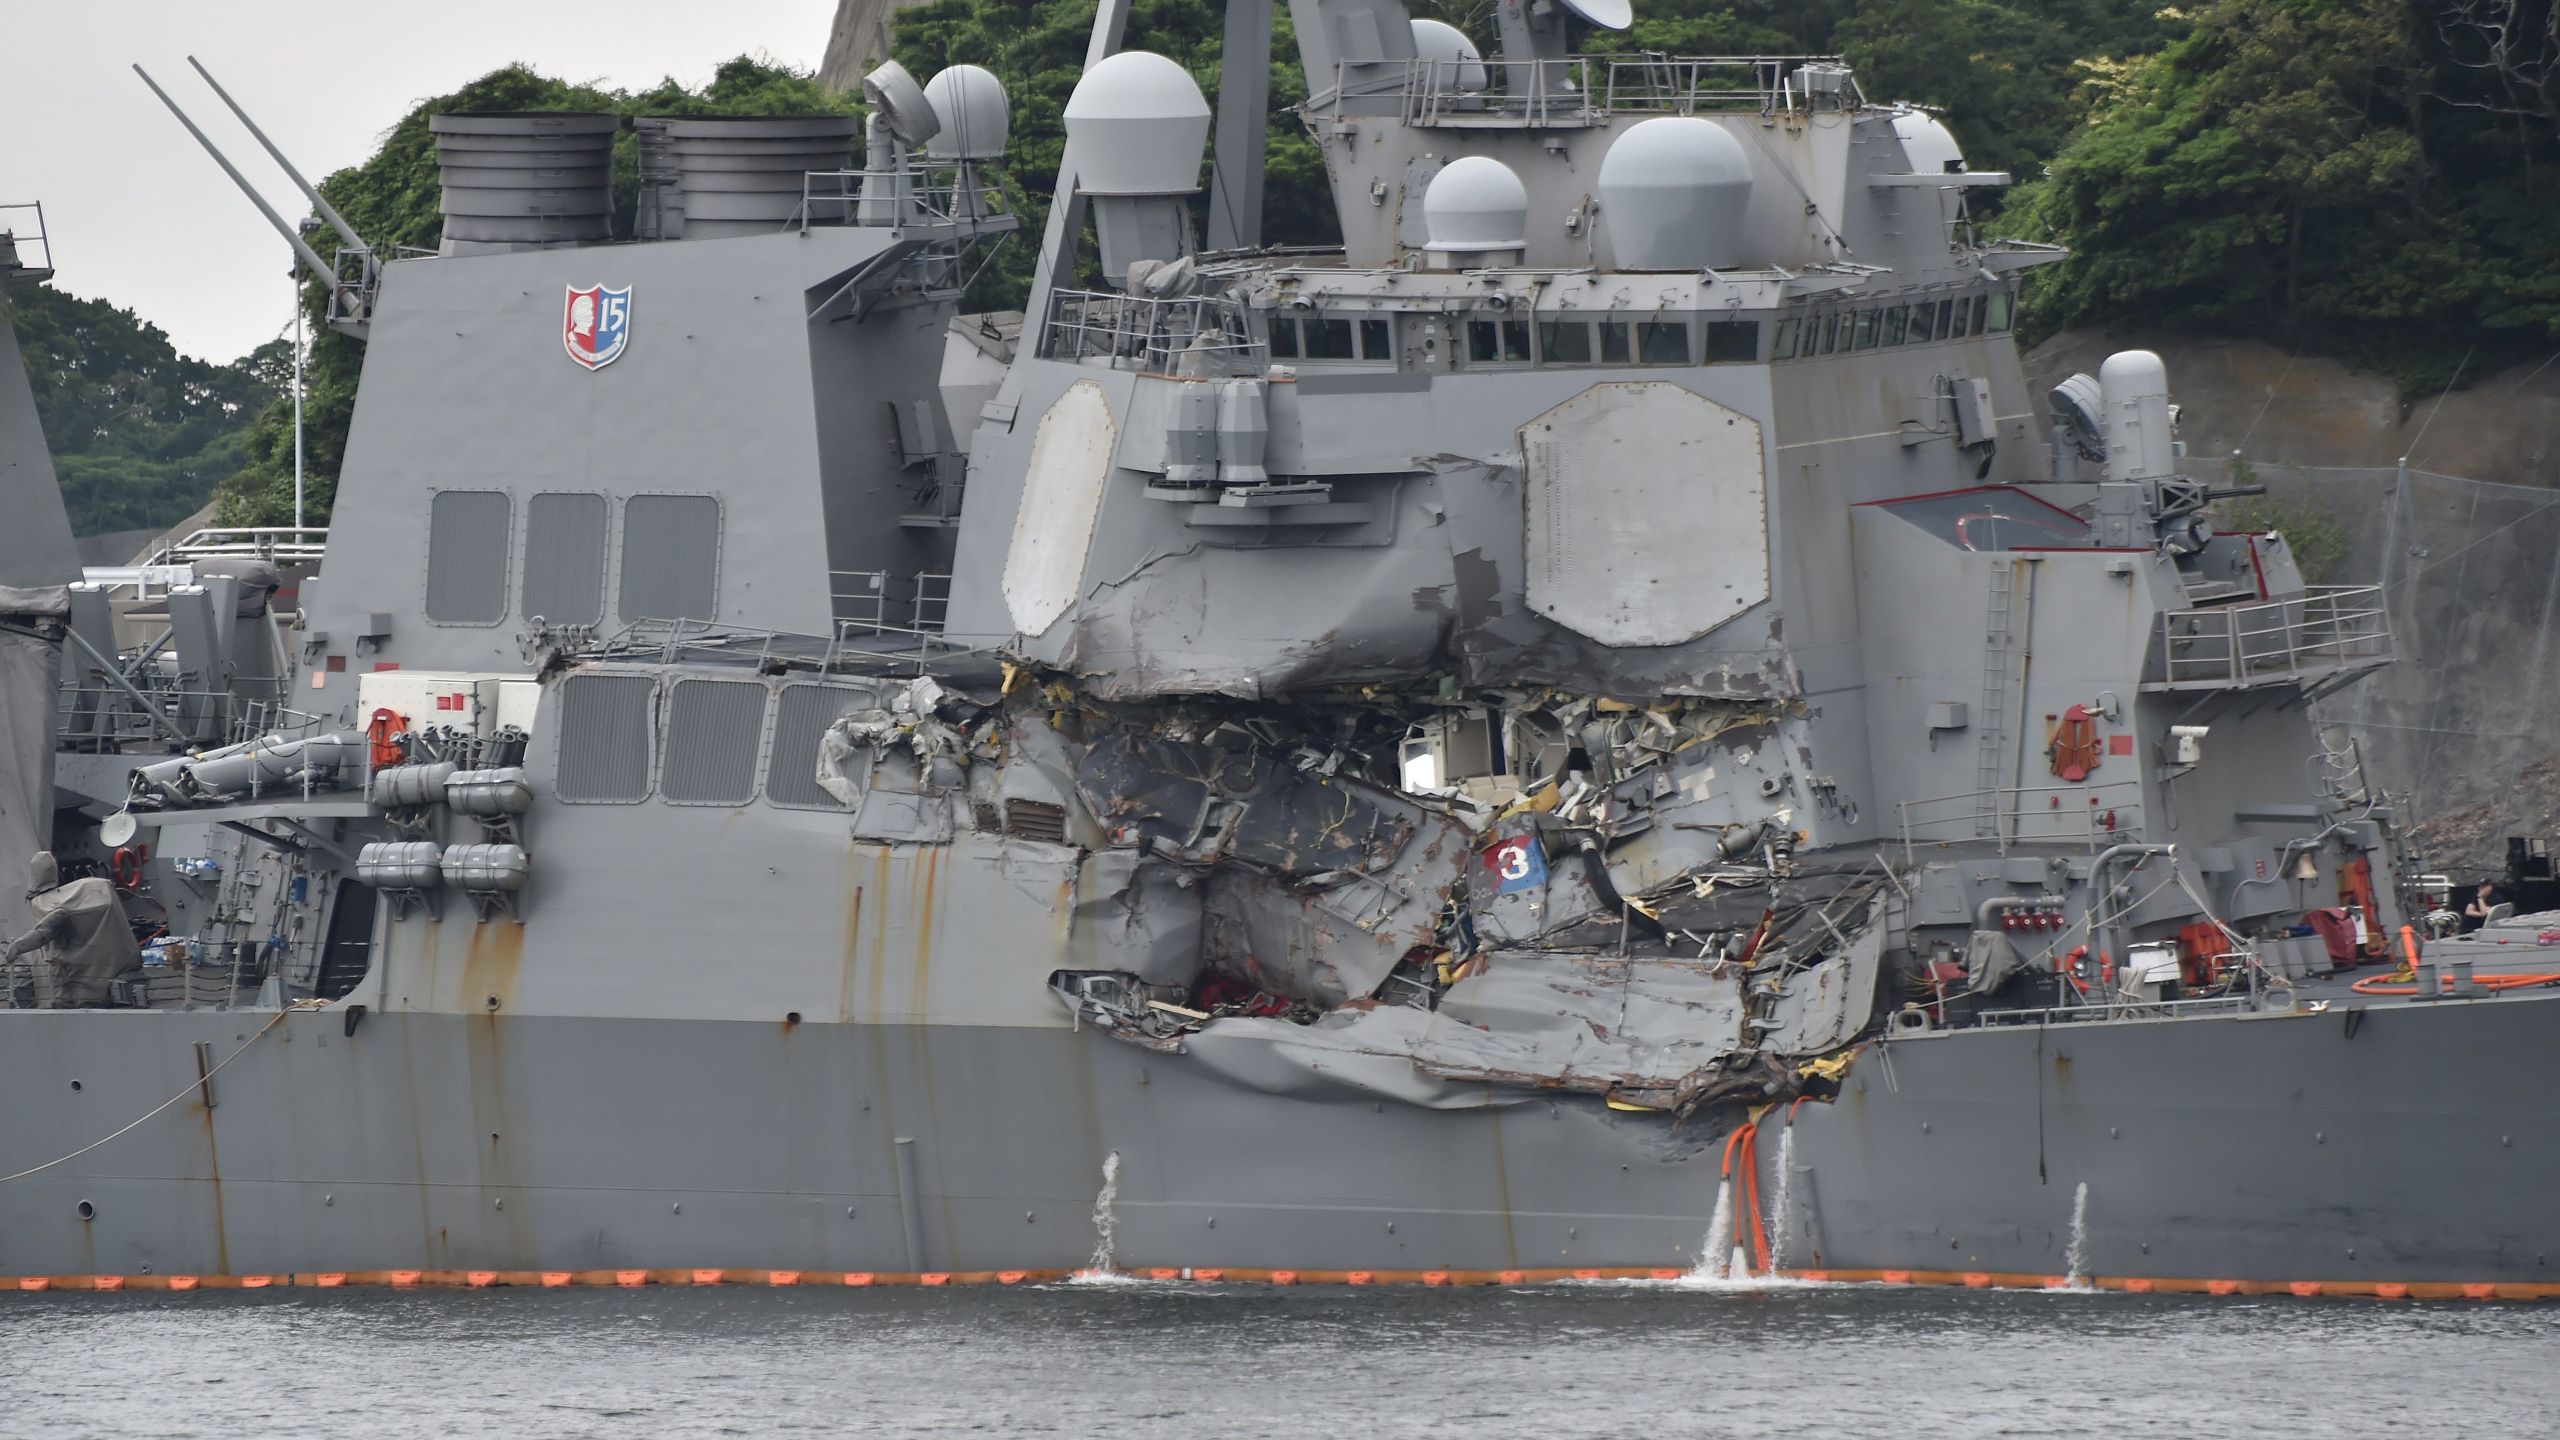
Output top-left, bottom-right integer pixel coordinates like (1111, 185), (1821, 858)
(5, 1282), (2556, 1438)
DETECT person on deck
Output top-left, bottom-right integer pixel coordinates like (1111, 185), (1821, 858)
(2460, 882), (2505, 935)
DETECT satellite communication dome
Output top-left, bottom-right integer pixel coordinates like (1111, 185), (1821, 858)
(1409, 19), (1488, 93)
(924, 65), (1011, 161)
(1063, 51), (1212, 195)
(1889, 106), (1965, 176)
(1422, 156), (1529, 253)
(1596, 117), (1754, 270)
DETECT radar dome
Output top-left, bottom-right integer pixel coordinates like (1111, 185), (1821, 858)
(1889, 107), (1965, 176)
(924, 65), (1011, 161)
(1422, 156), (1528, 253)
(1596, 117), (1754, 270)
(1409, 19), (1487, 93)
(1063, 51), (1211, 196)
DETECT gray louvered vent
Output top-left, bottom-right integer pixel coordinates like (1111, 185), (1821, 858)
(1004, 799), (1068, 844)
(662, 678), (766, 805)
(554, 673), (656, 803)
(766, 682), (875, 809)
(521, 492), (607, 626)
(425, 489), (512, 625)
(618, 493), (721, 623)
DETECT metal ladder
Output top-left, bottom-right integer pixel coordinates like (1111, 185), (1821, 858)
(1974, 559), (2013, 836)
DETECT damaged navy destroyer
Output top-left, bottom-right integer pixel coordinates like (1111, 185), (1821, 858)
(2, 8), (2553, 1295)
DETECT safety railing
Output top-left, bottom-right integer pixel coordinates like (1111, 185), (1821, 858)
(1377, 53), (1853, 128)
(154, 526), (330, 566)
(2147, 585), (2391, 692)
(1894, 780), (2148, 861)
(798, 163), (1012, 232)
(829, 570), (953, 637)
(0, 200), (54, 280)
(1040, 289), (1263, 372)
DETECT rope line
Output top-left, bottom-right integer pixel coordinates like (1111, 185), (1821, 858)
(0, 1009), (288, 1186)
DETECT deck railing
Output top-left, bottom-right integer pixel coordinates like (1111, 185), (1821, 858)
(2148, 585), (2391, 692)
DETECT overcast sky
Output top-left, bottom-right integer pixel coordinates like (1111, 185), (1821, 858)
(2, 1), (836, 363)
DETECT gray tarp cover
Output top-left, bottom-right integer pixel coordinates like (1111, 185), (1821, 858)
(5, 855), (140, 1007)
(0, 585), (66, 946)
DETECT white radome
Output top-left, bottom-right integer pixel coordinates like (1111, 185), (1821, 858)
(1409, 19), (1488, 93)
(1422, 155), (1529, 252)
(1063, 51), (1212, 196)
(924, 65), (1011, 162)
(1597, 116), (1755, 270)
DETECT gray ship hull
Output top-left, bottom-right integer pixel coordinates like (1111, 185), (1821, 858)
(6, 990), (2555, 1287)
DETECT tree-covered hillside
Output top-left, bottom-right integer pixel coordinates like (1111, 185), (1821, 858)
(10, 286), (279, 537)
(2006, 0), (2560, 391)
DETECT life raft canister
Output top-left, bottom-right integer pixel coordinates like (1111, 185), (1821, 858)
(366, 707), (410, 770)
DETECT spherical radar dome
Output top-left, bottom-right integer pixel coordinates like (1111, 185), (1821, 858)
(1063, 51), (1212, 196)
(924, 64), (1011, 161)
(1597, 116), (1755, 270)
(1889, 106), (1965, 176)
(1409, 19), (1487, 93)
(1423, 155), (1529, 252)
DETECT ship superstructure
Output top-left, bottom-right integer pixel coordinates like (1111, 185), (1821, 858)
(0, 14), (2549, 1295)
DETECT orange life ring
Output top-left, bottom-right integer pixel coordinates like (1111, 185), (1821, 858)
(109, 844), (148, 890)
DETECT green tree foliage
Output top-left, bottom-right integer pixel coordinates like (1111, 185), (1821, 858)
(2006, 0), (2560, 390)
(10, 286), (278, 537)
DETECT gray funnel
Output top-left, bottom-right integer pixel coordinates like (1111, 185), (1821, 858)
(656, 116), (861, 239)
(429, 112), (621, 255)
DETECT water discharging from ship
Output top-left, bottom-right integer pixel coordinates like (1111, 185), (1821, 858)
(2064, 1181), (2091, 1288)
(1079, 1150), (1122, 1278)
(1767, 1124), (1797, 1273)
(1693, 1179), (1738, 1280)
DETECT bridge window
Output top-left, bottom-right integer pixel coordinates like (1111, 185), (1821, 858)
(1598, 320), (1633, 364)
(1637, 321), (1690, 365)
(1705, 319), (1760, 363)
(1769, 318), (1800, 360)
(1987, 290), (2014, 333)
(1467, 318), (1532, 364)
(1359, 318), (1394, 360)
(1540, 320), (1593, 364)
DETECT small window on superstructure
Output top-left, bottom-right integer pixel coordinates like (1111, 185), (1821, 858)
(1970, 294), (1990, 335)
(1853, 310), (1880, 349)
(1819, 313), (1841, 355)
(1770, 318), (1799, 360)
(1598, 320), (1633, 364)
(1268, 318), (1301, 358)
(1883, 307), (1909, 346)
(1465, 319), (1531, 363)
(1306, 317), (1357, 359)
(1541, 320), (1593, 364)
(1931, 298), (1954, 342)
(1948, 299), (1972, 339)
(1705, 319), (1760, 363)
(1637, 321), (1690, 365)
(1987, 290), (2014, 333)
(1358, 318), (1394, 360)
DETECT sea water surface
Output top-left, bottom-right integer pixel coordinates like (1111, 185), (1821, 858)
(4, 1279), (2555, 1438)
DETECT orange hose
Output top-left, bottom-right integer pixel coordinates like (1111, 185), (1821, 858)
(1719, 1120), (1755, 1178)
(2399, 925), (2421, 972)
(2352, 970), (2560, 996)
(1743, 1133), (1771, 1275)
